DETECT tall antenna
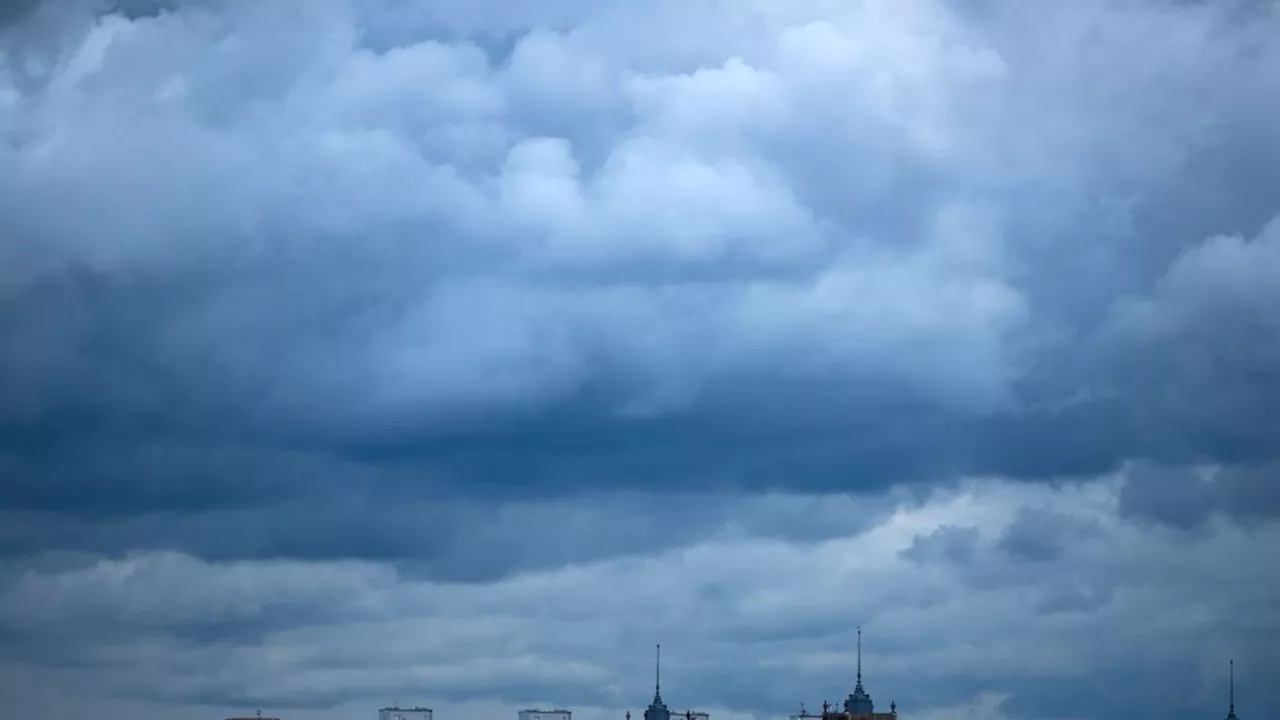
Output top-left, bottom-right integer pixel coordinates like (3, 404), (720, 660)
(656, 644), (662, 696)
(1229, 659), (1236, 717)
(857, 626), (862, 685)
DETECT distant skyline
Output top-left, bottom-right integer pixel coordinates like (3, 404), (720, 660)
(0, 1), (1277, 720)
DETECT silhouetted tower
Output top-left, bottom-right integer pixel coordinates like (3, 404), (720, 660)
(645, 645), (671, 720)
(843, 627), (875, 715)
(792, 627), (896, 720)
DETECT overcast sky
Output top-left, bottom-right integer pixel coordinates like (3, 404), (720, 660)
(1, 1), (1278, 720)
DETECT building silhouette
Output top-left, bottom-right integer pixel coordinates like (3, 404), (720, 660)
(626, 645), (708, 720)
(379, 706), (433, 720)
(791, 628), (896, 720)
(520, 709), (571, 720)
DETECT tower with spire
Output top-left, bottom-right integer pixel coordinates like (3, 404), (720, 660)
(645, 645), (671, 720)
(843, 627), (876, 715)
(791, 627), (897, 720)
(636, 645), (708, 720)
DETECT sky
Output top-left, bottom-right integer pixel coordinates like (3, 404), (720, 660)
(1, 0), (1278, 719)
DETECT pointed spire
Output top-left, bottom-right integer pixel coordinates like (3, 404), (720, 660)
(857, 626), (862, 685)
(646, 644), (668, 719)
(656, 643), (662, 697)
(846, 626), (872, 714)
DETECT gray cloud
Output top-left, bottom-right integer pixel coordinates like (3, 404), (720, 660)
(0, 0), (41, 28)
(0, 489), (904, 582)
(1119, 461), (1280, 530)
(996, 508), (1100, 564)
(2, 0), (1278, 547)
(0, 482), (1274, 720)
(901, 525), (981, 567)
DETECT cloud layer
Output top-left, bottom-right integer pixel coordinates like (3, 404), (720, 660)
(0, 480), (1274, 720)
(1, 0), (1278, 719)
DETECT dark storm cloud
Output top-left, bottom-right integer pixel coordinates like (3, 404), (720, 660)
(996, 508), (1100, 564)
(0, 0), (1278, 587)
(0, 0), (41, 27)
(900, 525), (980, 566)
(1119, 461), (1280, 530)
(0, 488), (902, 582)
(1118, 464), (1214, 530)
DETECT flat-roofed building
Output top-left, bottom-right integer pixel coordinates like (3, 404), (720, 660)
(380, 706), (434, 720)
(520, 708), (571, 720)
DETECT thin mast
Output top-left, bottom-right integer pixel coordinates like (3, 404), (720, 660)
(1226, 659), (1238, 720)
(656, 644), (661, 696)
